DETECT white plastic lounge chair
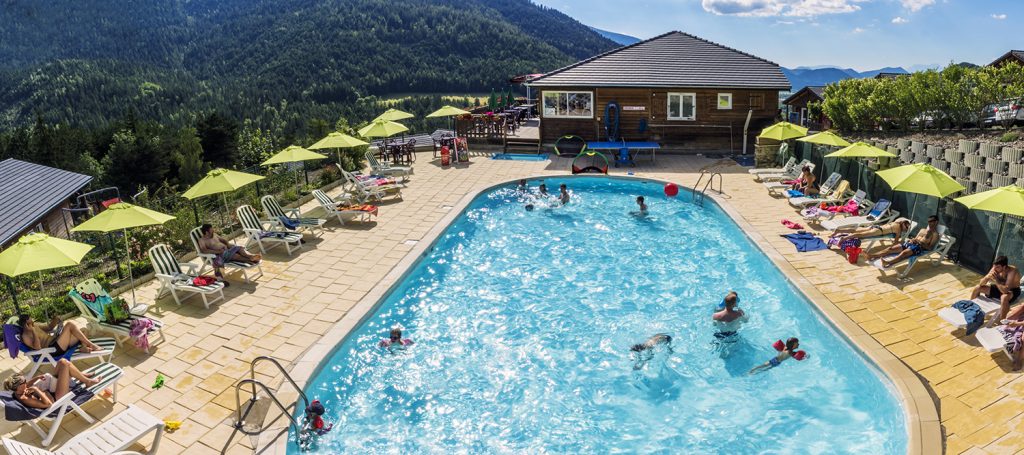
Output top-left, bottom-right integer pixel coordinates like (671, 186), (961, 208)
(0, 362), (123, 446)
(365, 150), (412, 182)
(820, 199), (896, 231)
(789, 180), (848, 207)
(871, 225), (955, 279)
(260, 195), (325, 238)
(938, 296), (1003, 329)
(862, 220), (917, 250)
(148, 244), (225, 309)
(312, 189), (374, 225)
(749, 156), (796, 175)
(974, 327), (1015, 361)
(800, 190), (866, 222)
(767, 169), (836, 197)
(188, 227), (263, 283)
(236, 205), (304, 256)
(9, 328), (116, 378)
(341, 170), (402, 202)
(2, 404), (162, 454)
(758, 159), (811, 182)
(68, 279), (164, 353)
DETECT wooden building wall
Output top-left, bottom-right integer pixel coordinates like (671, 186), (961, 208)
(535, 86), (780, 153)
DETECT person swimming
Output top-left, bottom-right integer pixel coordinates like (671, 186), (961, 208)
(379, 327), (414, 353)
(630, 333), (673, 370)
(636, 196), (647, 214)
(748, 337), (804, 374)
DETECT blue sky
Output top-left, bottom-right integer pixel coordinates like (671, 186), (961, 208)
(532, 0), (1021, 71)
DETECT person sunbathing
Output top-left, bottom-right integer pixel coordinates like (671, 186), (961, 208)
(830, 218), (911, 240)
(198, 224), (261, 280)
(791, 166), (818, 196)
(18, 315), (102, 356)
(868, 216), (940, 269)
(972, 255), (1022, 322)
(3, 359), (101, 409)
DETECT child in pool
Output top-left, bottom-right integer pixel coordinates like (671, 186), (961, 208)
(630, 333), (673, 370)
(748, 337), (802, 374)
(379, 327), (414, 353)
(636, 196), (647, 214)
(559, 184), (570, 205)
(517, 179), (527, 193)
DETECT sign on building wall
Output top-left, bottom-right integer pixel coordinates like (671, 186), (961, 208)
(622, 106), (646, 111)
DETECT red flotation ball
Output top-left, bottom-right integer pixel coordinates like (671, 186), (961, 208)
(664, 183), (679, 197)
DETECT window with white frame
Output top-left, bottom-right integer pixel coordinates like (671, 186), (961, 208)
(667, 92), (696, 120)
(717, 93), (733, 110)
(542, 91), (594, 118)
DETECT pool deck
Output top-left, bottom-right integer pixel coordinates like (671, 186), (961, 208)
(1, 152), (1021, 454)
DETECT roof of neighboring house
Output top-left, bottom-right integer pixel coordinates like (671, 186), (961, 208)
(0, 159), (92, 247)
(529, 31), (790, 90)
(783, 86), (825, 105)
(874, 72), (907, 79)
(989, 50), (1024, 67)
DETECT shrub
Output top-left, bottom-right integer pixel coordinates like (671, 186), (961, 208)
(1000, 131), (1020, 143)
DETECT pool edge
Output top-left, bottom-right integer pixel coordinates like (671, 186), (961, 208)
(264, 175), (940, 455)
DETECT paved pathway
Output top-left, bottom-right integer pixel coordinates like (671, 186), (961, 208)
(0, 151), (1020, 454)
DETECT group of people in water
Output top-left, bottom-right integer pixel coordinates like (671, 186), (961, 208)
(631, 291), (805, 375)
(518, 179), (570, 210)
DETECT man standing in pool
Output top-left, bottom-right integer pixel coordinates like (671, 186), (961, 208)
(712, 291), (748, 344)
(559, 184), (570, 205)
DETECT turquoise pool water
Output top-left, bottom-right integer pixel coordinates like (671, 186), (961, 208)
(293, 177), (906, 454)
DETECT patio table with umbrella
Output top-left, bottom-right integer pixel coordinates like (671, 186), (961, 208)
(876, 163), (965, 224)
(359, 120), (411, 165)
(824, 141), (896, 192)
(426, 105), (470, 146)
(953, 185), (1024, 263)
(797, 131), (850, 181)
(0, 233), (95, 315)
(71, 203), (175, 308)
(262, 145), (326, 187)
(309, 132), (368, 165)
(757, 122), (807, 167)
(182, 168), (266, 226)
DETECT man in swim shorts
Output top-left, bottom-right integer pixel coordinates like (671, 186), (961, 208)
(972, 255), (1022, 322)
(867, 215), (940, 269)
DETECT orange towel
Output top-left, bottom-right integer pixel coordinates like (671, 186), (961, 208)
(339, 204), (378, 216)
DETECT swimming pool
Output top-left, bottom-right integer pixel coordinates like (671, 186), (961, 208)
(491, 153), (549, 161)
(292, 177), (907, 454)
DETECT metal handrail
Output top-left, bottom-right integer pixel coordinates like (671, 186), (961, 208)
(249, 356), (310, 411)
(693, 171), (723, 207)
(221, 356), (312, 454)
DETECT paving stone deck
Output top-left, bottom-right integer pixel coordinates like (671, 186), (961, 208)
(1, 151), (1020, 454)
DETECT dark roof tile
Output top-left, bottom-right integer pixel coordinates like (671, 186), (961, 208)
(0, 159), (92, 247)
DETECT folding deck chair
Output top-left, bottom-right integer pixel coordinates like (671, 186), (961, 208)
(236, 205), (304, 256)
(188, 227), (263, 283)
(2, 404), (163, 454)
(68, 279), (164, 353)
(312, 190), (376, 225)
(148, 244), (226, 309)
(365, 150), (412, 182)
(260, 194), (325, 238)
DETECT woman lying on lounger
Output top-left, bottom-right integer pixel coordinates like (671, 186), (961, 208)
(867, 216), (940, 269)
(3, 359), (101, 409)
(19, 315), (103, 357)
(830, 218), (911, 239)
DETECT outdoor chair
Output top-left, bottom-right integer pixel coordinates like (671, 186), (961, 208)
(938, 295), (1012, 330)
(749, 156), (796, 175)
(261, 194), (326, 238)
(364, 150), (412, 182)
(2, 404), (162, 454)
(188, 227), (263, 283)
(757, 158), (810, 182)
(885, 225), (956, 279)
(0, 362), (123, 446)
(312, 189), (376, 225)
(789, 180), (849, 208)
(820, 199), (896, 231)
(974, 327), (1015, 362)
(236, 205), (304, 256)
(340, 169), (402, 202)
(68, 278), (164, 354)
(1, 323), (115, 378)
(762, 163), (816, 193)
(148, 244), (226, 309)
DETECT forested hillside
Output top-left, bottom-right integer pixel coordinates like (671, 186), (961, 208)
(0, 0), (616, 129)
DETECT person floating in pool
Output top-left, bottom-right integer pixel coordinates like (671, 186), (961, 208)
(712, 291), (748, 340)
(748, 337), (805, 374)
(379, 327), (414, 353)
(630, 333), (673, 370)
(559, 184), (570, 205)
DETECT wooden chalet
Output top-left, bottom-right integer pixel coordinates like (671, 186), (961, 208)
(782, 86), (830, 130)
(989, 50), (1024, 68)
(527, 31), (790, 152)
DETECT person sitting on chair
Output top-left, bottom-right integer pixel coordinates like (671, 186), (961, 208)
(4, 359), (101, 409)
(868, 216), (940, 269)
(18, 315), (102, 356)
(198, 224), (261, 280)
(972, 255), (1022, 322)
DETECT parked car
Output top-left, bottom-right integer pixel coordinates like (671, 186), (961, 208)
(980, 103), (999, 128)
(995, 97), (1024, 127)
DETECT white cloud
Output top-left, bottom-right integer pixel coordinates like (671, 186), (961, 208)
(852, 26), (866, 33)
(700, 0), (865, 17)
(891, 16), (909, 24)
(992, 13), (1007, 20)
(900, 0), (934, 12)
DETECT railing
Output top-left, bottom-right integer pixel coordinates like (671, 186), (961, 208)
(222, 356), (310, 454)
(692, 170), (723, 207)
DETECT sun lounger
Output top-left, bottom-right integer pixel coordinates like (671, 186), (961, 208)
(67, 279), (164, 353)
(2, 404), (163, 454)
(365, 150), (412, 182)
(237, 205), (304, 256)
(148, 244), (226, 309)
(749, 156), (796, 176)
(974, 327), (1015, 361)
(0, 362), (123, 446)
(820, 199), (896, 231)
(758, 159), (812, 182)
(188, 227), (262, 283)
(862, 220), (917, 250)
(1, 321), (115, 378)
(871, 225), (955, 279)
(312, 190), (376, 225)
(341, 169), (402, 202)
(767, 170), (837, 197)
(260, 195), (325, 238)
(789, 180), (849, 207)
(800, 190), (867, 222)
(938, 296), (1003, 329)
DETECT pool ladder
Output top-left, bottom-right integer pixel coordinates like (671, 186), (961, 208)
(692, 170), (723, 206)
(221, 356), (309, 454)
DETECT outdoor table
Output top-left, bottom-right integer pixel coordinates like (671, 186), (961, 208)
(586, 141), (661, 164)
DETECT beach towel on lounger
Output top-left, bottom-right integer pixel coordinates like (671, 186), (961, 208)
(952, 300), (985, 335)
(999, 324), (1024, 353)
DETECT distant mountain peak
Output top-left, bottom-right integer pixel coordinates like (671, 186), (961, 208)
(587, 26), (640, 46)
(782, 65), (909, 92)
